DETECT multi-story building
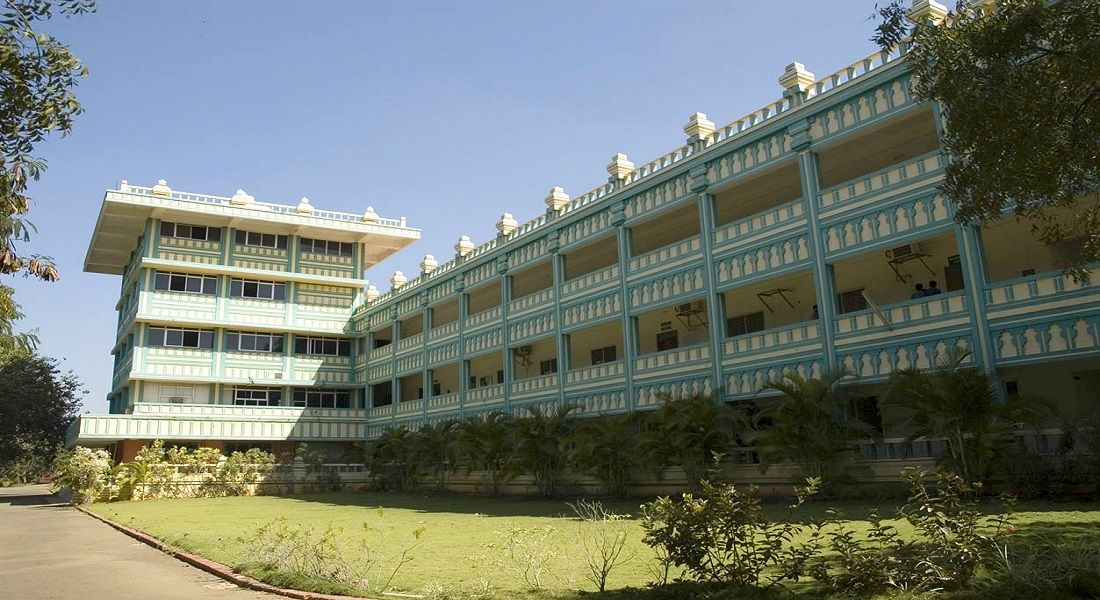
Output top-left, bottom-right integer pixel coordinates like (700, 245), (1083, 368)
(71, 180), (419, 460)
(70, 20), (1100, 464)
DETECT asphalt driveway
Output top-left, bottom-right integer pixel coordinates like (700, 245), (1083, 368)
(0, 484), (277, 599)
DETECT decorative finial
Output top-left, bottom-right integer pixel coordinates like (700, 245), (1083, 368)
(606, 153), (635, 181)
(684, 112), (716, 142)
(908, 0), (949, 25)
(420, 254), (439, 274)
(362, 206), (379, 222)
(390, 271), (407, 288)
(496, 213), (518, 236)
(230, 188), (255, 206)
(545, 187), (569, 212)
(295, 196), (314, 214)
(454, 235), (474, 257)
(119, 179), (130, 192)
(151, 179), (172, 196)
(778, 62), (816, 92)
(365, 283), (380, 301)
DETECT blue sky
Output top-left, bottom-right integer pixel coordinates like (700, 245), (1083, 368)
(13, 1), (883, 413)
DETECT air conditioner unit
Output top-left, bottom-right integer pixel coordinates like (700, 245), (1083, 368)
(167, 396), (186, 404)
(887, 242), (923, 260)
(675, 300), (705, 316)
(273, 372), (283, 380)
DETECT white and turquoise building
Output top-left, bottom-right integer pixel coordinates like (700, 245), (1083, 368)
(69, 16), (1100, 466)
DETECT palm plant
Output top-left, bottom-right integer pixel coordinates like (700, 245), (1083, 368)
(457, 411), (515, 495)
(754, 367), (871, 494)
(569, 412), (640, 497)
(416, 419), (461, 491)
(639, 393), (751, 492)
(511, 403), (577, 497)
(885, 348), (1047, 486)
(368, 426), (420, 491)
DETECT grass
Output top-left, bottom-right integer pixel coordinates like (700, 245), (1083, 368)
(88, 491), (1100, 599)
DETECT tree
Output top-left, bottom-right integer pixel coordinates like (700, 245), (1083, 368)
(568, 412), (640, 497)
(640, 393), (749, 492)
(0, 1), (95, 350)
(511, 403), (576, 497)
(0, 351), (84, 483)
(884, 347), (1047, 486)
(874, 0), (1100, 281)
(415, 419), (460, 491)
(754, 368), (873, 493)
(368, 426), (421, 491)
(457, 411), (515, 495)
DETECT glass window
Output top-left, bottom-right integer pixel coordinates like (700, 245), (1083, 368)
(233, 387), (282, 406)
(540, 358), (558, 375)
(165, 329), (183, 346)
(230, 278), (285, 301)
(153, 272), (217, 295)
(148, 327), (165, 346)
(591, 346), (617, 365)
(294, 336), (351, 357)
(726, 312), (766, 338)
(148, 326), (215, 349)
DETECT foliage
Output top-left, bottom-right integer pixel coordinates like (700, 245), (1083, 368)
(457, 411), (515, 495)
(242, 515), (424, 594)
(369, 426), (422, 491)
(51, 445), (112, 503)
(640, 393), (748, 492)
(755, 367), (872, 493)
(568, 412), (640, 497)
(811, 468), (1016, 595)
(885, 348), (1046, 486)
(484, 524), (560, 590)
(0, 352), (83, 480)
(874, 0), (1100, 281)
(640, 478), (821, 589)
(417, 419), (461, 491)
(0, 0), (95, 350)
(510, 403), (576, 497)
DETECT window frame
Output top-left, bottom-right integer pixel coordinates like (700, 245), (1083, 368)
(225, 331), (285, 353)
(154, 272), (217, 296)
(292, 389), (351, 409)
(293, 336), (351, 357)
(726, 311), (766, 338)
(229, 278), (286, 301)
(147, 326), (215, 349)
(235, 230), (289, 250)
(590, 345), (617, 365)
(233, 387), (283, 406)
(160, 221), (221, 242)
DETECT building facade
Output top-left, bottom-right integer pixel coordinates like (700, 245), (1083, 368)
(70, 33), (1100, 462)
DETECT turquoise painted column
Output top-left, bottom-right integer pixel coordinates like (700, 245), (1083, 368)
(790, 118), (839, 371)
(497, 257), (513, 411)
(692, 164), (728, 400)
(611, 203), (637, 411)
(930, 103), (997, 372)
(456, 278), (469, 416)
(389, 307), (400, 422)
(420, 292), (431, 417)
(547, 233), (567, 407)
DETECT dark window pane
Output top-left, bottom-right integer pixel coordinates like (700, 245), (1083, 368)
(199, 331), (214, 348)
(240, 334), (256, 351)
(225, 333), (239, 350)
(190, 226), (206, 240)
(243, 281), (258, 297)
(607, 346), (617, 361)
(338, 340), (351, 356)
(185, 277), (202, 293)
(273, 284), (285, 301)
(336, 393), (350, 408)
(202, 277), (217, 295)
(270, 390), (282, 403)
(341, 243), (353, 257)
(295, 337), (307, 354)
(169, 276), (186, 292)
(182, 330), (200, 347)
(272, 336), (284, 353)
(176, 224), (191, 239)
(258, 336), (273, 352)
(160, 221), (174, 237)
(208, 227), (221, 242)
(262, 234), (275, 247)
(277, 235), (288, 250)
(235, 230), (246, 244)
(154, 273), (170, 290)
(258, 283), (272, 299)
(300, 239), (312, 253)
(165, 329), (183, 346)
(230, 279), (242, 296)
(148, 328), (165, 346)
(323, 340), (337, 355)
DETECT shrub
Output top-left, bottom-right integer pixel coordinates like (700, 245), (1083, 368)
(485, 524), (560, 590)
(52, 446), (114, 503)
(569, 499), (636, 592)
(640, 478), (820, 589)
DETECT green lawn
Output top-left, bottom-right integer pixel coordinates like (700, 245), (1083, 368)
(88, 492), (1100, 599)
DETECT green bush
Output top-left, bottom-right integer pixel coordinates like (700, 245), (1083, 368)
(52, 446), (114, 503)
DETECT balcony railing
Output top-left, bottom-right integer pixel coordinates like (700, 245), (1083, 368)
(724, 320), (821, 360)
(427, 392), (459, 411)
(634, 344), (710, 373)
(511, 373), (558, 396)
(509, 287), (553, 315)
(428, 320), (459, 341)
(561, 264), (620, 298)
(834, 291), (968, 336)
(818, 151), (945, 212)
(565, 360), (625, 386)
(628, 236), (702, 274)
(986, 267), (1100, 308)
(466, 305), (503, 329)
(712, 198), (807, 249)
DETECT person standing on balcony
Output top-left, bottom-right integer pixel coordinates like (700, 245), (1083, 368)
(910, 283), (926, 299)
(926, 280), (943, 295)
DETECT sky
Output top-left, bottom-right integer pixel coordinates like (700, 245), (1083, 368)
(11, 0), (884, 413)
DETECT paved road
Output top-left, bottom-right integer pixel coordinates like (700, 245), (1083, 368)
(0, 485), (278, 599)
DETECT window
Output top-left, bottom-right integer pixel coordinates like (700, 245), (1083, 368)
(591, 346), (617, 365)
(299, 237), (353, 257)
(230, 278), (286, 301)
(155, 383), (197, 403)
(234, 230), (288, 249)
(837, 289), (868, 314)
(233, 387), (282, 406)
(726, 312), (766, 337)
(293, 336), (351, 357)
(147, 326), (214, 349)
(540, 358), (558, 375)
(293, 389), (351, 409)
(160, 221), (221, 242)
(225, 331), (285, 353)
(373, 338), (392, 349)
(154, 272), (217, 295)
(656, 330), (679, 351)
